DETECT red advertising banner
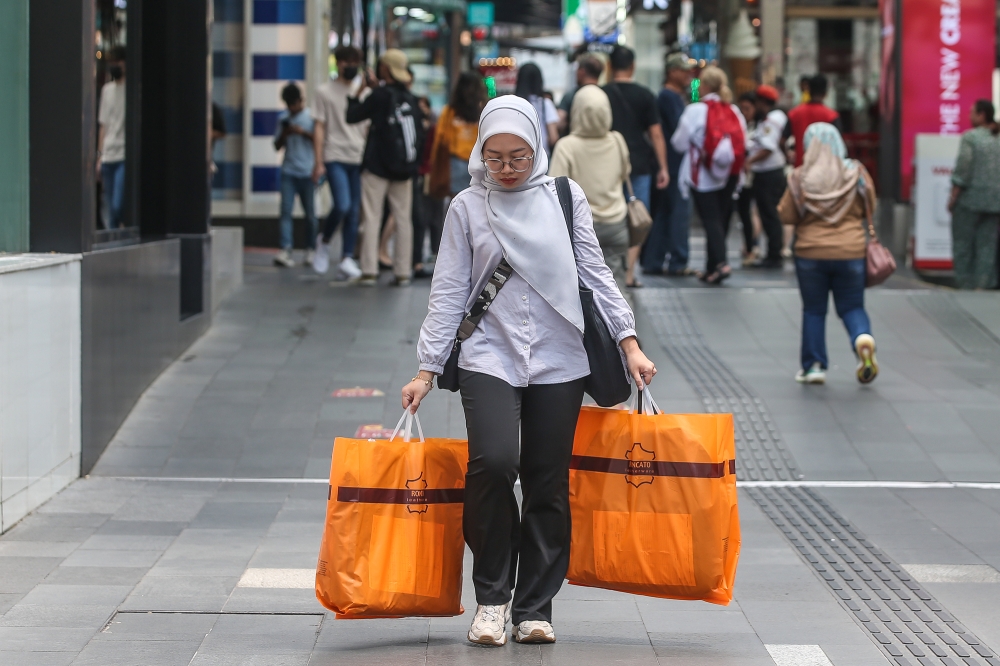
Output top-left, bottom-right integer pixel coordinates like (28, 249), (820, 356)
(899, 0), (995, 200)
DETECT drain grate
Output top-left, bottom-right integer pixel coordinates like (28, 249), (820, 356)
(751, 487), (999, 666)
(636, 290), (801, 481)
(638, 289), (999, 666)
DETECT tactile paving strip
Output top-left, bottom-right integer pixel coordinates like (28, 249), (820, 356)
(638, 290), (999, 666)
(750, 487), (999, 666)
(636, 289), (801, 481)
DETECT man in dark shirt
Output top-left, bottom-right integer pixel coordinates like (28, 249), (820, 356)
(785, 74), (840, 166)
(602, 45), (669, 287)
(643, 53), (693, 275)
(558, 54), (604, 135)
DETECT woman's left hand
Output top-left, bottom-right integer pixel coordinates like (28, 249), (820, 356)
(620, 336), (656, 389)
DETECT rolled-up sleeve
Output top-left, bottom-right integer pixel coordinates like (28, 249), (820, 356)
(417, 200), (474, 374)
(567, 181), (636, 343)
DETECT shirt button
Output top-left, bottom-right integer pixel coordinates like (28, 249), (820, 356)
(521, 295), (527, 301)
(523, 345), (528, 350)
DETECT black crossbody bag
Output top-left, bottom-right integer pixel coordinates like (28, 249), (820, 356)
(555, 176), (633, 407)
(438, 177), (631, 407)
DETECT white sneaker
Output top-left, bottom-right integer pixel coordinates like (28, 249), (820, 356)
(339, 256), (362, 280)
(273, 250), (295, 268)
(468, 603), (510, 646)
(795, 362), (826, 384)
(514, 620), (555, 644)
(304, 249), (315, 266)
(312, 236), (330, 274)
(854, 334), (879, 384)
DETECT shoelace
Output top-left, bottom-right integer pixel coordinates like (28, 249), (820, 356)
(479, 606), (503, 625)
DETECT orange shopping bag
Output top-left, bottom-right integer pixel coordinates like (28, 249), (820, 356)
(567, 390), (740, 605)
(315, 412), (468, 618)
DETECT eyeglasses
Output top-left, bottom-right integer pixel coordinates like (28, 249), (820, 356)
(482, 155), (534, 173)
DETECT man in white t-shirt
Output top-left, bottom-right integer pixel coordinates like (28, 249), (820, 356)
(97, 46), (127, 229)
(310, 46), (370, 278)
(745, 85), (788, 268)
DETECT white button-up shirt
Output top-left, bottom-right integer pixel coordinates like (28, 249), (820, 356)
(417, 179), (636, 387)
(747, 109), (787, 173)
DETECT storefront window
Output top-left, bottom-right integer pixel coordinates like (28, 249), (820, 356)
(95, 0), (135, 235)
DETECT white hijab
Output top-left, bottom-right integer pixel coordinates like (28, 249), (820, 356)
(468, 96), (584, 333)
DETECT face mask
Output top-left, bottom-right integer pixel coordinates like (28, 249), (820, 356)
(109, 65), (123, 80)
(340, 66), (358, 81)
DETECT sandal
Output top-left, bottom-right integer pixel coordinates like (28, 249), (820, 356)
(626, 279), (644, 289)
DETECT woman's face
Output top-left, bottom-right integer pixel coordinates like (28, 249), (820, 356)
(482, 134), (534, 189)
(738, 100), (755, 123)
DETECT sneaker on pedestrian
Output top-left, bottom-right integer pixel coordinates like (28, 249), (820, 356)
(338, 256), (362, 280)
(795, 362), (826, 384)
(854, 333), (878, 384)
(514, 620), (556, 644)
(273, 249), (295, 268)
(468, 603), (510, 646)
(312, 235), (330, 274)
(357, 274), (377, 286)
(304, 249), (315, 266)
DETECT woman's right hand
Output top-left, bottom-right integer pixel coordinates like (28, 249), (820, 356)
(402, 372), (435, 414)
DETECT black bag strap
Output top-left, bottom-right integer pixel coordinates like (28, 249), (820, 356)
(455, 259), (513, 342)
(554, 176), (582, 289)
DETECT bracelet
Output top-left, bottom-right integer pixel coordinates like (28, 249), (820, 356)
(411, 376), (433, 389)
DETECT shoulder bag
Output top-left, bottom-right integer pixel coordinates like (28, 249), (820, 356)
(859, 178), (896, 287)
(555, 176), (633, 407)
(436, 260), (514, 391)
(614, 137), (653, 247)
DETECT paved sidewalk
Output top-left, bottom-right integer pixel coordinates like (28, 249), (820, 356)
(1, 250), (999, 665)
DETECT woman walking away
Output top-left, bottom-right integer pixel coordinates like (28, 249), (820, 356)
(515, 64), (560, 157)
(402, 96), (655, 647)
(430, 72), (488, 198)
(549, 85), (632, 290)
(671, 66), (747, 284)
(778, 122), (878, 385)
(948, 99), (1000, 290)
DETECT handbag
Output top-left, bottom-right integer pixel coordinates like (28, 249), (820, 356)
(860, 180), (896, 287)
(555, 176), (633, 407)
(436, 260), (514, 391)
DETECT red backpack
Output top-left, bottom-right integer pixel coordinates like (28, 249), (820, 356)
(701, 99), (746, 178)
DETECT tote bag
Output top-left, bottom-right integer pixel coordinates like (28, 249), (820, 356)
(316, 412), (468, 618)
(567, 390), (740, 605)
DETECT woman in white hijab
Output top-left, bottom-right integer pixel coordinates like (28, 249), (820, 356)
(402, 96), (655, 647)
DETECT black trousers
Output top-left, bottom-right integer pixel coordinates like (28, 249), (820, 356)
(458, 369), (586, 624)
(692, 175), (739, 274)
(736, 184), (756, 254)
(753, 168), (787, 263)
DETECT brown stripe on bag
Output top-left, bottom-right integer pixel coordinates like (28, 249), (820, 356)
(336, 487), (465, 504)
(570, 455), (733, 479)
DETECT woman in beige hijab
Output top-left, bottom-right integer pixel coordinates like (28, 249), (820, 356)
(778, 122), (878, 386)
(549, 85), (631, 290)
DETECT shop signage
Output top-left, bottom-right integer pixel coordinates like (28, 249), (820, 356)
(913, 134), (960, 270)
(899, 0), (995, 200)
(466, 2), (494, 26)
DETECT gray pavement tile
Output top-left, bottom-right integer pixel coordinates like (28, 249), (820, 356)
(119, 575), (239, 612)
(77, 535), (176, 551)
(818, 642), (892, 666)
(423, 640), (544, 665)
(548, 620), (652, 645)
(72, 639), (202, 666)
(112, 496), (211, 522)
(59, 549), (163, 569)
(222, 588), (319, 613)
(188, 501), (283, 530)
(739, 600), (873, 644)
(16, 585), (132, 607)
(191, 655), (312, 666)
(638, 609), (755, 634)
(648, 631), (771, 661)
(0, 603), (117, 629)
(0, 651), (77, 666)
(95, 611), (218, 641)
(540, 642), (659, 665)
(0, 541), (80, 558)
(550, 599), (642, 623)
(0, 626), (96, 652)
(0, 592), (24, 614)
(0, 558), (64, 594)
(95, 521), (188, 536)
(41, 567), (147, 587)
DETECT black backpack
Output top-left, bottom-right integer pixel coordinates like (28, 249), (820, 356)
(382, 87), (425, 179)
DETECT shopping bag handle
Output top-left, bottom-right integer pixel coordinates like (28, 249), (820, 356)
(389, 411), (426, 442)
(631, 388), (661, 415)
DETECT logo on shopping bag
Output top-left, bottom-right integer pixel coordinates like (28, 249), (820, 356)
(625, 443), (656, 487)
(404, 473), (429, 513)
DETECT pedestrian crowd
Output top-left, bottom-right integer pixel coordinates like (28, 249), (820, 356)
(264, 45), (999, 389)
